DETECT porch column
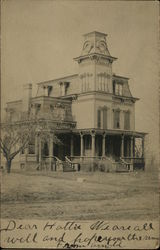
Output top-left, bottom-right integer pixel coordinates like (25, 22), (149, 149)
(102, 133), (106, 156)
(121, 135), (124, 158)
(49, 137), (53, 170)
(91, 132), (95, 157)
(24, 146), (28, 164)
(130, 136), (134, 171)
(133, 137), (135, 157)
(35, 134), (38, 156)
(80, 133), (84, 158)
(127, 138), (130, 157)
(130, 136), (134, 158)
(70, 135), (74, 157)
(35, 134), (39, 163)
(38, 137), (42, 164)
(142, 137), (145, 158)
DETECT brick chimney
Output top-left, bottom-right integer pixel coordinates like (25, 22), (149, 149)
(22, 83), (32, 112)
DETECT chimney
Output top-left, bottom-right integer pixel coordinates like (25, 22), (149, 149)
(22, 83), (32, 112)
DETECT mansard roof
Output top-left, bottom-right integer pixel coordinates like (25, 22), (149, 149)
(83, 31), (108, 37)
(37, 74), (78, 86)
(113, 74), (130, 80)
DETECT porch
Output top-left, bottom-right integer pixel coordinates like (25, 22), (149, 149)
(20, 129), (145, 172)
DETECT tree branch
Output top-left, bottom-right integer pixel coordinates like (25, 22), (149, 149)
(10, 139), (28, 160)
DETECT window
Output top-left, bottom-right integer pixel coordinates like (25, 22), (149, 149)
(28, 139), (35, 154)
(124, 111), (130, 130)
(97, 109), (101, 128)
(103, 109), (107, 129)
(48, 86), (52, 96)
(114, 83), (123, 96)
(61, 85), (66, 96)
(60, 82), (69, 96)
(21, 148), (25, 154)
(114, 110), (120, 129)
(43, 142), (49, 156)
(85, 136), (91, 150)
(35, 104), (41, 115)
(97, 107), (108, 129)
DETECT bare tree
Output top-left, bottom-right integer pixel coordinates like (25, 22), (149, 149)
(0, 118), (61, 173)
(0, 121), (35, 173)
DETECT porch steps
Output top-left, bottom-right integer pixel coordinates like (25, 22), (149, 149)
(63, 162), (76, 172)
(116, 159), (130, 172)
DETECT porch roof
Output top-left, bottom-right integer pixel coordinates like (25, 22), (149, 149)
(72, 128), (147, 138)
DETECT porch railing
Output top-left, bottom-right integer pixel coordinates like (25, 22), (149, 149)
(120, 157), (132, 171)
(121, 157), (145, 170)
(65, 156), (79, 171)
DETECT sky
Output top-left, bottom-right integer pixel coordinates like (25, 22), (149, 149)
(1, 0), (159, 162)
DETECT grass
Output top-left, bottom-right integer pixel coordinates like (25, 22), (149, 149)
(1, 169), (159, 220)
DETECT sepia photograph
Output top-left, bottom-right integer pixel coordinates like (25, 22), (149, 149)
(0, 0), (159, 248)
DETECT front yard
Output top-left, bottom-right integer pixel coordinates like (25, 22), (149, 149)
(1, 170), (159, 220)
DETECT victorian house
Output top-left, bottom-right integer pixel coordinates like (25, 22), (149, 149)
(5, 31), (146, 171)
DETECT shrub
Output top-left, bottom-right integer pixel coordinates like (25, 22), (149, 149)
(98, 163), (105, 172)
(92, 162), (99, 171)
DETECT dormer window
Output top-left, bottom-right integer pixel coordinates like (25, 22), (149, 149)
(43, 86), (52, 96)
(59, 82), (69, 96)
(113, 82), (123, 96)
(48, 86), (52, 96)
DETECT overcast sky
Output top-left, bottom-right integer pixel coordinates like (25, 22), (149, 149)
(1, 0), (159, 160)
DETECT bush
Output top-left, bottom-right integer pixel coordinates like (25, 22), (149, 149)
(80, 161), (99, 172)
(98, 163), (105, 172)
(92, 162), (99, 171)
(99, 162), (110, 172)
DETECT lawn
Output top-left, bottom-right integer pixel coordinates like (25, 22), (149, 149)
(1, 170), (159, 220)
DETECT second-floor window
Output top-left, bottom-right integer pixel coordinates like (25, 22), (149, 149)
(114, 110), (120, 129)
(124, 111), (130, 130)
(97, 108), (107, 129)
(103, 108), (107, 129)
(28, 138), (35, 154)
(97, 109), (101, 128)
